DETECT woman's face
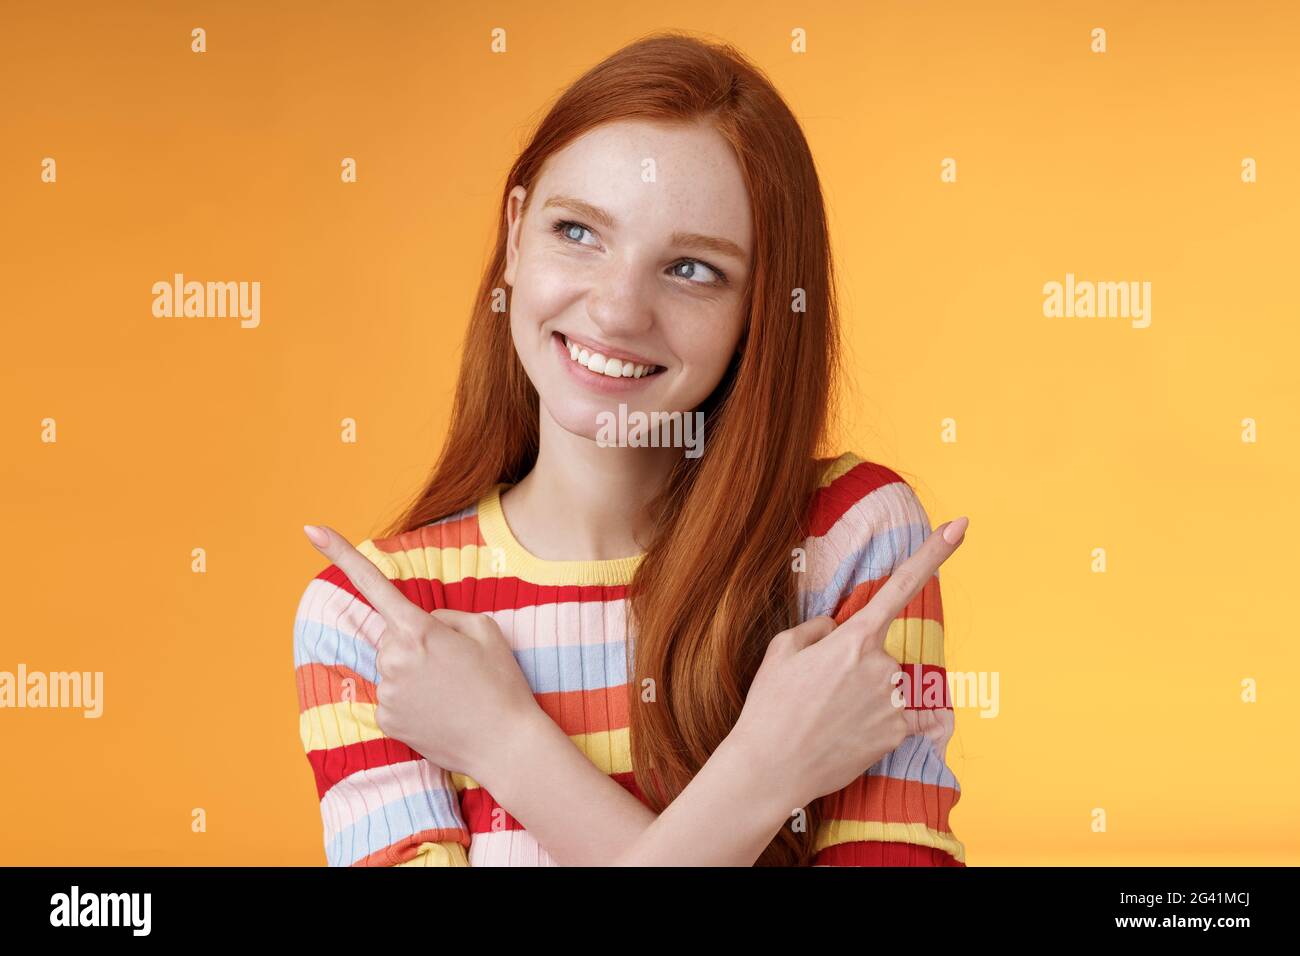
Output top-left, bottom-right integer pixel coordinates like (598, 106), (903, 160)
(503, 117), (753, 444)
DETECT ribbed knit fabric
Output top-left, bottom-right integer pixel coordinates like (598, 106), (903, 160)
(293, 451), (966, 867)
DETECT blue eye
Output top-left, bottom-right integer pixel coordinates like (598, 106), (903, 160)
(671, 260), (727, 285)
(551, 219), (598, 246)
(549, 218), (729, 288)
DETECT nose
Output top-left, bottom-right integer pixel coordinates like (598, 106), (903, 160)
(585, 257), (655, 339)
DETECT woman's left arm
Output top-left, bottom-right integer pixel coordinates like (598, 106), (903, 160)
(381, 608), (799, 867)
(369, 606), (804, 867)
(800, 465), (967, 866)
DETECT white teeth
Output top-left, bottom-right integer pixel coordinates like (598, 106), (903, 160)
(562, 335), (657, 380)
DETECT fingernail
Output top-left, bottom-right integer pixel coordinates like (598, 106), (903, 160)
(942, 516), (968, 545)
(303, 524), (329, 549)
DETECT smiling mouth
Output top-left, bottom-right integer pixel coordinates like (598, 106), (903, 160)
(558, 333), (663, 380)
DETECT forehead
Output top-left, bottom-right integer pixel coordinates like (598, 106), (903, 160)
(532, 118), (753, 253)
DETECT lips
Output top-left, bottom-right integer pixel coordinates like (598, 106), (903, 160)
(557, 332), (663, 380)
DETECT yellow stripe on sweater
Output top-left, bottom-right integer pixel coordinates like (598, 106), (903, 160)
(451, 727), (633, 792)
(380, 542), (497, 587)
(818, 451), (865, 487)
(395, 842), (471, 867)
(302, 704), (633, 779)
(815, 819), (967, 864)
(883, 616), (947, 668)
(299, 701), (384, 751)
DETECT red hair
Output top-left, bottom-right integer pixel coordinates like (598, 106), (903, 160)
(382, 30), (841, 865)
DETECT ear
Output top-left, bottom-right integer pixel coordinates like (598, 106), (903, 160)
(503, 185), (528, 287)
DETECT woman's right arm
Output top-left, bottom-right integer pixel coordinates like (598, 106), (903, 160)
(294, 563), (473, 866)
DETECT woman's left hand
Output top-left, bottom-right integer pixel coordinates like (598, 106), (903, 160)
(303, 523), (545, 781)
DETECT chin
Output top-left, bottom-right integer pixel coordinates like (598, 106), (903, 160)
(542, 395), (611, 442)
(541, 382), (666, 439)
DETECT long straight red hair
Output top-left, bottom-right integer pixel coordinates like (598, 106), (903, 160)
(382, 30), (842, 865)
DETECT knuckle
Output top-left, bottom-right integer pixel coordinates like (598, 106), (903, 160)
(888, 566), (917, 597)
(807, 615), (837, 639)
(391, 615), (421, 640)
(844, 637), (870, 669)
(849, 608), (885, 640)
(760, 640), (783, 664)
(866, 648), (896, 675)
(380, 642), (411, 673)
(889, 711), (909, 745)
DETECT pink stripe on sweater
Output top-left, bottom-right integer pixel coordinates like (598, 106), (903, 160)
(319, 759), (459, 844)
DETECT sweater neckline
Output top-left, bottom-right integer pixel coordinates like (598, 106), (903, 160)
(476, 483), (644, 587)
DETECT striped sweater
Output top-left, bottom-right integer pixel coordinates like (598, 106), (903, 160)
(293, 451), (965, 866)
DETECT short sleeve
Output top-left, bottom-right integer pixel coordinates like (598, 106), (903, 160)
(798, 453), (966, 866)
(293, 538), (473, 867)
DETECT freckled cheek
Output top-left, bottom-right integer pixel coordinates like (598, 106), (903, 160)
(664, 324), (736, 395)
(515, 259), (587, 328)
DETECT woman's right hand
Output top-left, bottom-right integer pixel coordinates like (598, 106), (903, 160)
(301, 524), (546, 783)
(727, 515), (969, 812)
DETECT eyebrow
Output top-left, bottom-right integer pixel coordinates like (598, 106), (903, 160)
(541, 194), (749, 262)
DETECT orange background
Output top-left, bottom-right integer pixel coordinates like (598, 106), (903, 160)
(2, 0), (1297, 865)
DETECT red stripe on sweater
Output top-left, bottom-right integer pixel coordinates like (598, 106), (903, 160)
(435, 578), (631, 613)
(805, 459), (906, 538)
(319, 563), (630, 614)
(352, 827), (471, 866)
(534, 685), (631, 736)
(371, 513), (486, 556)
(815, 841), (965, 866)
(818, 775), (962, 833)
(461, 771), (648, 834)
(893, 663), (954, 709)
(833, 571), (944, 628)
(295, 662), (377, 710)
(305, 737), (423, 800)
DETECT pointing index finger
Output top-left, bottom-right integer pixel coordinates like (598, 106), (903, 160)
(834, 515), (968, 650)
(303, 524), (424, 631)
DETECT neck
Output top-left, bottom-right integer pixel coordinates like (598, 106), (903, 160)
(501, 406), (679, 560)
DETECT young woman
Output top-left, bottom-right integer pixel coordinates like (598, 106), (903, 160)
(293, 31), (969, 867)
